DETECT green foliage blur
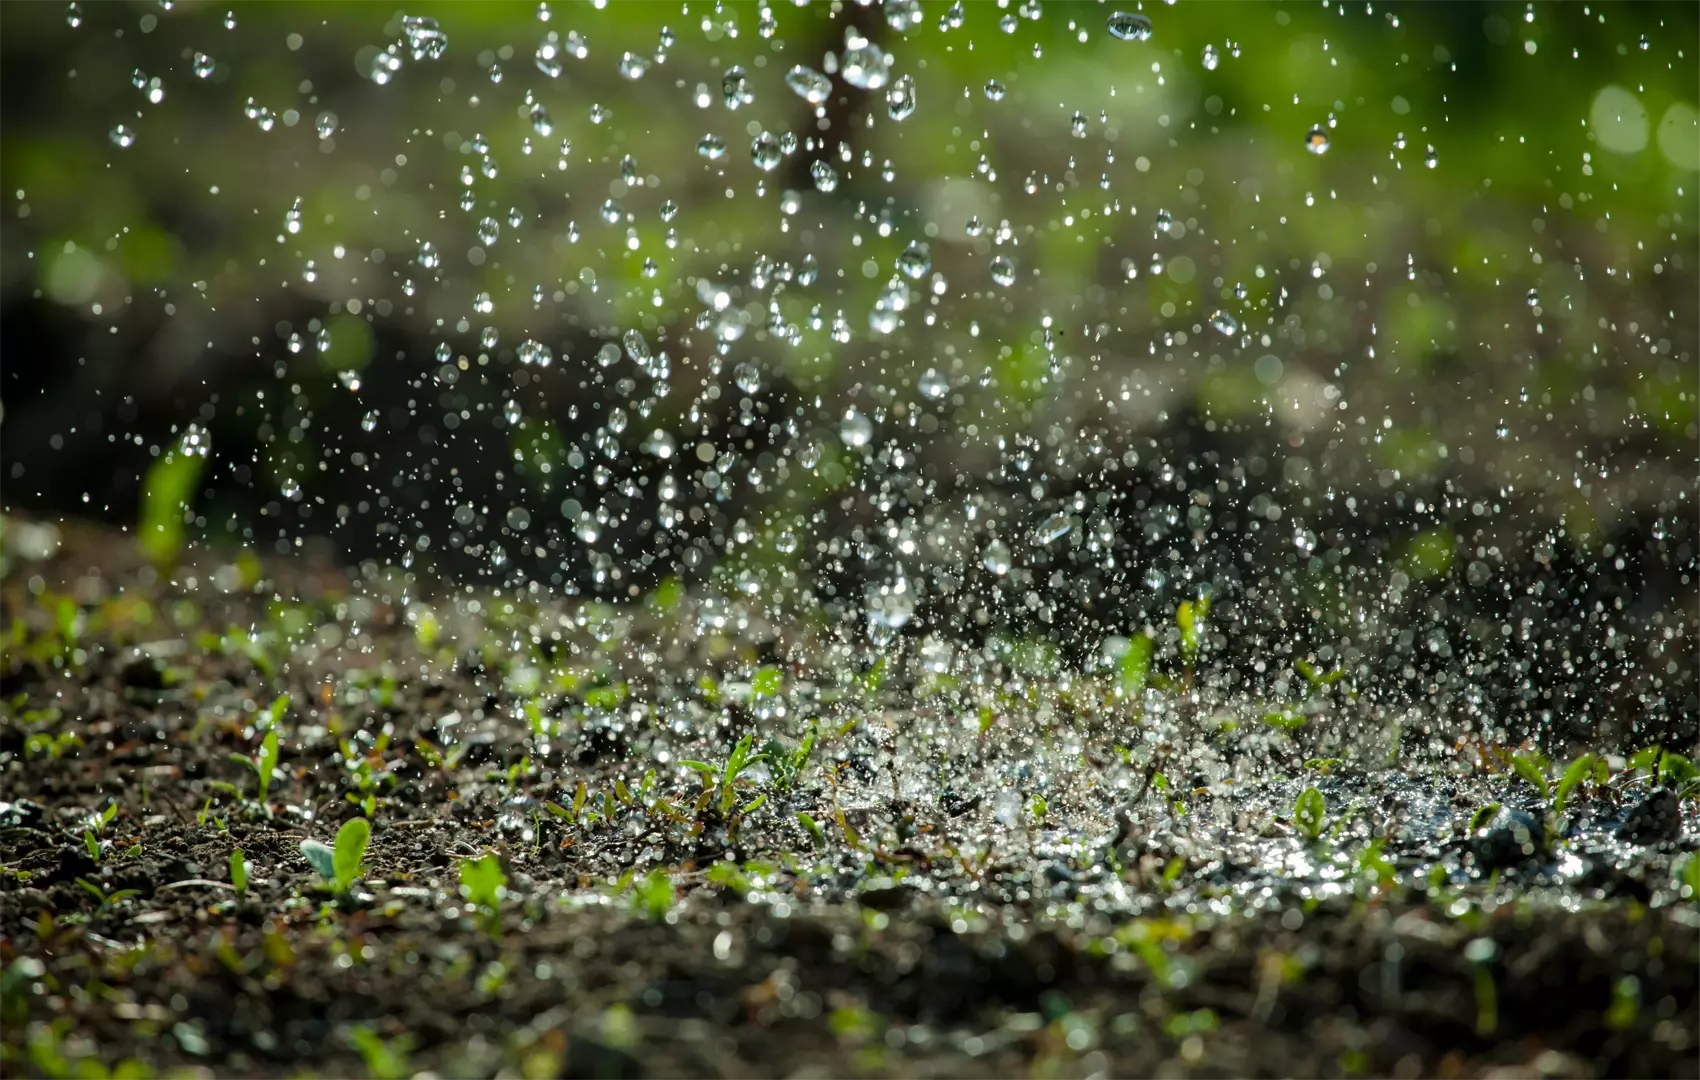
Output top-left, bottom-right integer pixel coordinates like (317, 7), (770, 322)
(1, 0), (1694, 531)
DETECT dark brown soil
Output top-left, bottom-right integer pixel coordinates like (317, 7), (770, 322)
(2, 518), (1696, 1079)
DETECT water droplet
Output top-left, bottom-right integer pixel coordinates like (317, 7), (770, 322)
(315, 111), (338, 139)
(506, 507), (531, 531)
(1209, 310), (1239, 335)
(618, 51), (648, 79)
(733, 362), (763, 394)
(1071, 111), (1088, 138)
(1423, 145), (1438, 168)
(193, 52), (216, 78)
(697, 133), (727, 160)
(885, 0), (922, 31)
(810, 159), (838, 192)
(1107, 11), (1153, 42)
(897, 241), (931, 280)
(982, 539), (1013, 575)
(1202, 43), (1220, 70)
(401, 15), (448, 61)
(886, 74), (917, 121)
(751, 132), (782, 171)
(1305, 127), (1331, 154)
(67, 2), (82, 28)
(337, 369), (362, 392)
(517, 339), (554, 367)
(984, 79), (1007, 102)
(840, 28), (890, 90)
(1032, 513), (1073, 544)
(785, 64), (832, 105)
(722, 65), (752, 108)
(109, 124), (136, 148)
(989, 255), (1017, 287)
(917, 368), (949, 400)
(839, 409), (873, 448)
(477, 216), (500, 246)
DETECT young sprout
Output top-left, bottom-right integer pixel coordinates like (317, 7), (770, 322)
(459, 853), (507, 933)
(630, 870), (675, 920)
(300, 817), (371, 894)
(1293, 786), (1327, 841)
(230, 848), (248, 900)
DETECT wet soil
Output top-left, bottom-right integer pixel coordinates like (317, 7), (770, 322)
(2, 517), (1696, 1079)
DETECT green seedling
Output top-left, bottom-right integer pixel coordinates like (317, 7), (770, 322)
(630, 869), (675, 920)
(1509, 750), (1551, 801)
(75, 878), (142, 912)
(797, 812), (826, 851)
(1555, 752), (1610, 814)
(84, 830), (102, 864)
(1628, 746), (1700, 795)
(301, 817), (370, 894)
(1293, 786), (1327, 840)
(137, 428), (210, 569)
(681, 733), (767, 818)
(1028, 794), (1048, 826)
(1176, 594), (1210, 666)
(764, 722), (818, 794)
(1118, 633), (1153, 699)
(230, 849), (248, 899)
(230, 728), (281, 807)
(1674, 852), (1699, 900)
(347, 1025), (415, 1080)
(459, 853), (506, 932)
(1469, 803), (1503, 833)
(751, 664), (784, 700)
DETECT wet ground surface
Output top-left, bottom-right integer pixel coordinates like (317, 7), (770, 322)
(2, 517), (1696, 1078)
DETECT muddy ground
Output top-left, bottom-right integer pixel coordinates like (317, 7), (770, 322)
(1, 517), (1696, 1079)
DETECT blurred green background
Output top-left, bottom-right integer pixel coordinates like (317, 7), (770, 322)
(1, 0), (1694, 542)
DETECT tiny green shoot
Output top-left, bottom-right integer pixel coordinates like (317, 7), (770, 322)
(1293, 786), (1327, 840)
(230, 848), (248, 899)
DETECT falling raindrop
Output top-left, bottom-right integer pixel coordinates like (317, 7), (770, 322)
(989, 255), (1017, 287)
(839, 409), (873, 448)
(1305, 127), (1331, 154)
(1106, 11), (1153, 41)
(785, 64), (832, 105)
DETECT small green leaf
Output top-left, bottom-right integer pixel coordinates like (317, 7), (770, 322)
(1293, 786), (1327, 840)
(1263, 709), (1307, 731)
(263, 693), (290, 730)
(459, 853), (506, 911)
(84, 830), (101, 863)
(1119, 634), (1153, 699)
(1675, 852), (1700, 899)
(1469, 803), (1503, 833)
(1509, 752), (1550, 801)
(1555, 753), (1597, 814)
(333, 817), (370, 891)
(230, 848), (248, 898)
(138, 429), (210, 569)
(543, 800), (572, 819)
(1177, 595), (1211, 662)
(751, 665), (784, 700)
(255, 728), (280, 806)
(679, 760), (719, 776)
(797, 812), (825, 850)
(300, 839), (337, 882)
(1628, 746), (1661, 778)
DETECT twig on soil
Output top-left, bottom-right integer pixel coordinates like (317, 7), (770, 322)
(155, 878), (236, 892)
